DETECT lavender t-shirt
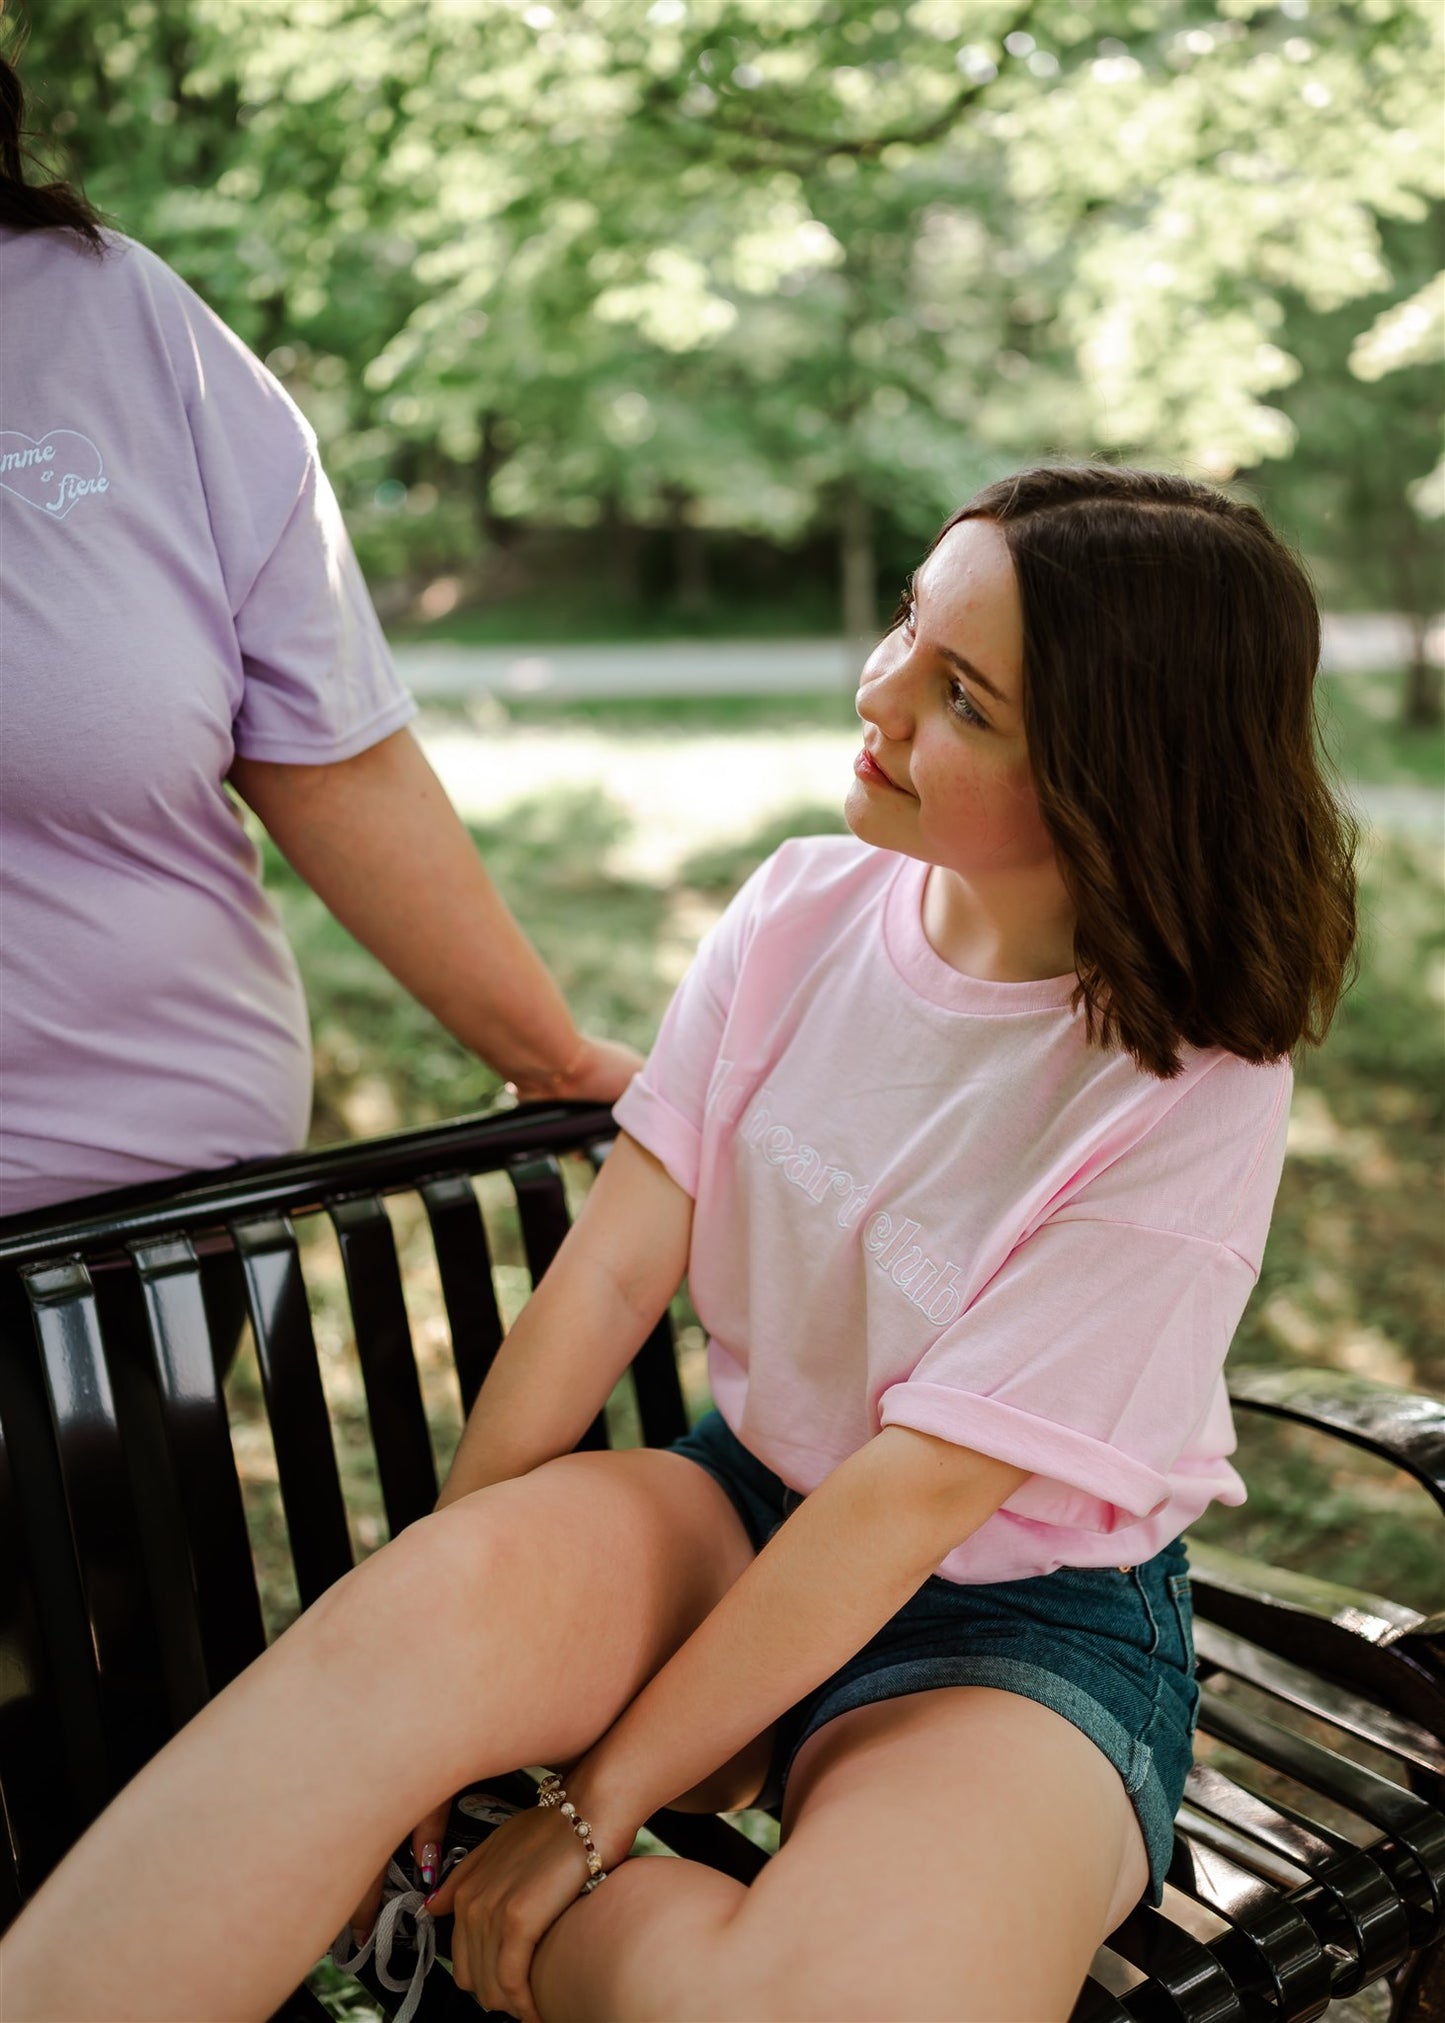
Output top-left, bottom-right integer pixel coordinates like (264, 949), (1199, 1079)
(0, 229), (416, 1215)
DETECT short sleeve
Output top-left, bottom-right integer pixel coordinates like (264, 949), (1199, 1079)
(878, 1061), (1290, 1534)
(614, 858), (770, 1195)
(153, 250), (415, 763)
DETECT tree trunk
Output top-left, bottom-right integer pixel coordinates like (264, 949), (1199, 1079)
(602, 493), (643, 604)
(1401, 614), (1443, 727)
(839, 483), (877, 665)
(472, 412), (514, 548)
(668, 493), (710, 616)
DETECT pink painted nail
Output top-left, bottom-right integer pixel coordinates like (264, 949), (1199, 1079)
(420, 1841), (439, 1889)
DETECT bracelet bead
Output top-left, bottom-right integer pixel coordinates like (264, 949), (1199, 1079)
(536, 1772), (608, 1895)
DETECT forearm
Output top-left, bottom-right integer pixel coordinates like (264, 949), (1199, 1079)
(230, 731), (583, 1087)
(437, 1134), (692, 1506)
(437, 1245), (652, 1506)
(568, 1429), (1027, 1858)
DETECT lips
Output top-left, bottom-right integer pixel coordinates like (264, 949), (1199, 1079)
(854, 746), (907, 793)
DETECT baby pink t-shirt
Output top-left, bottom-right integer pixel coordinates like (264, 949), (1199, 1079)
(0, 229), (415, 1215)
(615, 836), (1291, 1583)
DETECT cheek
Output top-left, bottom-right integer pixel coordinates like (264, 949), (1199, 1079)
(926, 756), (1054, 864)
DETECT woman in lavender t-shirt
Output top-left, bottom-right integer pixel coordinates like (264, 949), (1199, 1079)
(0, 94), (638, 1223)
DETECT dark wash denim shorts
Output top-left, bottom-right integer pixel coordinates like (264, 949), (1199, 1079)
(670, 1409), (1199, 1906)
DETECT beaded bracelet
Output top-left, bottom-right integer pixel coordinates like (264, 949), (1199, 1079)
(537, 1772), (608, 1894)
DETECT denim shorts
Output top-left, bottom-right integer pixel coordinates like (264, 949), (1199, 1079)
(670, 1409), (1199, 1906)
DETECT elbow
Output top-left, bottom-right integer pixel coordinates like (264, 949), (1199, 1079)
(866, 1427), (1029, 1572)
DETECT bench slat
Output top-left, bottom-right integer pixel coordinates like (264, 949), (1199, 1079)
(1197, 1689), (1445, 1939)
(329, 1194), (438, 1535)
(1167, 1833), (1333, 2022)
(419, 1175), (504, 1415)
(645, 1808), (770, 1885)
(1190, 1542), (1445, 1743)
(231, 1215), (353, 1609)
(1183, 1763), (1410, 1997)
(511, 1157), (607, 1450)
(19, 1259), (172, 1798)
(0, 1304), (94, 1901)
(129, 1236), (268, 1696)
(1112, 1901), (1247, 2020)
(630, 1313), (690, 1449)
(1193, 1618), (1445, 1780)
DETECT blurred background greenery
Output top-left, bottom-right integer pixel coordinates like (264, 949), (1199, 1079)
(12, 0), (1443, 705)
(10, 0), (1441, 1631)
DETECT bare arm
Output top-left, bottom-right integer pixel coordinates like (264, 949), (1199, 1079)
(437, 1130), (692, 1505)
(229, 728), (642, 1101)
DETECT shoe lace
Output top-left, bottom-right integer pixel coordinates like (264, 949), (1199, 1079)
(329, 1846), (465, 2023)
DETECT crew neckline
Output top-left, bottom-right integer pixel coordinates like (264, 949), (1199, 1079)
(882, 855), (1078, 1014)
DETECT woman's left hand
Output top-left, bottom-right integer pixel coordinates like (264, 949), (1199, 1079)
(424, 1802), (618, 2022)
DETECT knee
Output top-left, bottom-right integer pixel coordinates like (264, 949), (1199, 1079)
(301, 1499), (503, 1663)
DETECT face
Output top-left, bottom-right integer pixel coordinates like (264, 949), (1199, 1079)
(845, 517), (1060, 890)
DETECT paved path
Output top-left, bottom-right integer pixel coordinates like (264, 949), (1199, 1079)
(394, 612), (1443, 703)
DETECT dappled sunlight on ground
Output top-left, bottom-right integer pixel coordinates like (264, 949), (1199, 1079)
(416, 713), (861, 883)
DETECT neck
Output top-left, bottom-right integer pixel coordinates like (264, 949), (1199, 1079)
(922, 866), (1076, 984)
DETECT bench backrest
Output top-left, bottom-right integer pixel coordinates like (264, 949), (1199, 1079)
(0, 1103), (640, 1910)
(2, 1103), (1442, 2022)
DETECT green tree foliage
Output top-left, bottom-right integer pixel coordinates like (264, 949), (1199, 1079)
(13, 0), (1442, 637)
(1257, 231), (1443, 723)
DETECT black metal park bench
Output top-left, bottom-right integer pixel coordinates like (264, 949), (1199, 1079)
(1, 1103), (1441, 2022)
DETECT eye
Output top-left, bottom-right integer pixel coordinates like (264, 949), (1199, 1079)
(948, 682), (989, 730)
(891, 583), (916, 634)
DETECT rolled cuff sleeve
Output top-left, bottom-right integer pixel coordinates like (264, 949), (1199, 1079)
(878, 1382), (1170, 1531)
(614, 1081), (702, 1200)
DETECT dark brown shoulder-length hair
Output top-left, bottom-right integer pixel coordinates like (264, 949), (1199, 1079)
(0, 45), (107, 248)
(941, 463), (1357, 1079)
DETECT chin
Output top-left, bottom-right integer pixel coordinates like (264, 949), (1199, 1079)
(842, 783), (874, 839)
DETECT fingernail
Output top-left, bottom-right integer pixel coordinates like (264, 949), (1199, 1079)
(420, 1841), (439, 1889)
(422, 1891), (437, 1910)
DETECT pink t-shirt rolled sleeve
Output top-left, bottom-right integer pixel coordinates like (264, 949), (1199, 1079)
(880, 1215), (1261, 1532)
(616, 1081), (706, 1199)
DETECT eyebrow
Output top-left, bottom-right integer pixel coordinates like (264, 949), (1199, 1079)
(908, 572), (1014, 710)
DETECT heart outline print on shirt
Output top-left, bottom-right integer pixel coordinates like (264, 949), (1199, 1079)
(0, 429), (111, 518)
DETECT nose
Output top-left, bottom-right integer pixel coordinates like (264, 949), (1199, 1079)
(855, 629), (914, 740)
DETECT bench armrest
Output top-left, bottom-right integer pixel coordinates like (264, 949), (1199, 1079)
(1226, 1365), (1445, 1517)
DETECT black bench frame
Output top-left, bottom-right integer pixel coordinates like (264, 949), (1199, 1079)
(1, 1102), (1441, 2022)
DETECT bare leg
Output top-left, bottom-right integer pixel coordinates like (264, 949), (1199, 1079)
(0, 1448), (754, 2022)
(532, 1686), (1150, 2022)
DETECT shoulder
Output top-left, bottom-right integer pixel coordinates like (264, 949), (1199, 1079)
(691, 832), (886, 994)
(3, 227), (186, 318)
(1068, 1048), (1292, 1264)
(746, 831), (891, 914)
(96, 233), (312, 442)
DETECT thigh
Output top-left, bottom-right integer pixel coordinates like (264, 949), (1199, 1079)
(332, 1445), (764, 1786)
(722, 1686), (1149, 2022)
